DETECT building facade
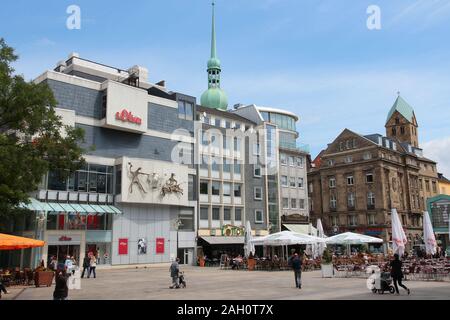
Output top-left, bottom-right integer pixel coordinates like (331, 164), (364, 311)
(308, 96), (439, 252)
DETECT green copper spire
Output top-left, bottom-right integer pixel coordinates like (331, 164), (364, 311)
(201, 0), (228, 110)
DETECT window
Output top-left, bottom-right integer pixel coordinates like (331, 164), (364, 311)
(329, 177), (336, 188)
(327, 159), (335, 166)
(254, 164), (261, 177)
(367, 192), (375, 208)
(211, 158), (220, 172)
(52, 164), (114, 194)
(212, 208), (220, 221)
(347, 192), (355, 208)
(368, 214), (376, 226)
(211, 181), (220, 195)
(281, 176), (288, 187)
(296, 157), (304, 167)
(200, 155), (208, 170)
(297, 177), (304, 188)
(188, 175), (196, 201)
(330, 194), (337, 209)
(308, 182), (313, 193)
(425, 180), (430, 192)
(223, 135), (228, 150)
(432, 181), (437, 193)
(345, 156), (353, 163)
(366, 173), (374, 183)
(282, 198), (289, 209)
(299, 199), (305, 209)
(348, 215), (357, 226)
(400, 127), (405, 135)
(235, 208), (242, 221)
(291, 199), (297, 209)
(200, 181), (209, 194)
(225, 121), (231, 129)
(223, 183), (231, 197)
(290, 177), (296, 187)
(280, 154), (287, 165)
(233, 137), (240, 152)
(331, 215), (338, 226)
(392, 128), (397, 136)
(178, 100), (193, 120)
(347, 176), (354, 186)
(363, 152), (372, 160)
(289, 156), (295, 166)
(234, 184), (242, 197)
(223, 158), (231, 173)
(253, 143), (261, 156)
(254, 187), (263, 200)
(234, 159), (241, 175)
(200, 207), (209, 220)
(213, 118), (221, 127)
(255, 210), (264, 224)
(224, 208), (231, 221)
(395, 117), (400, 125)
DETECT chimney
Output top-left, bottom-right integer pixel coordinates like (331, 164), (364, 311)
(156, 80), (166, 88)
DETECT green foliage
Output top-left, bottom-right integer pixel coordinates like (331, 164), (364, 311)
(321, 248), (332, 264)
(0, 38), (85, 221)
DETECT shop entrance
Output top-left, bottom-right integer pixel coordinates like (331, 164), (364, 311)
(177, 248), (193, 265)
(86, 243), (111, 265)
(47, 245), (80, 265)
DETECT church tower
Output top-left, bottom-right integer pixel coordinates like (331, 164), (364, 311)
(200, 1), (228, 110)
(385, 94), (419, 148)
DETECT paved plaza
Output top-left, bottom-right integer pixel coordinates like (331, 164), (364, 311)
(4, 266), (450, 300)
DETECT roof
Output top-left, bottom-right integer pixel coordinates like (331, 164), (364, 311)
(386, 95), (415, 124)
(438, 173), (450, 184)
(253, 106), (299, 121)
(197, 105), (256, 125)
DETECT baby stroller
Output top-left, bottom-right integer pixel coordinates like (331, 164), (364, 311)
(178, 271), (186, 288)
(372, 272), (395, 294)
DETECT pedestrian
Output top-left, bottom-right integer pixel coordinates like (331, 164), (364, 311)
(169, 258), (180, 289)
(0, 280), (9, 296)
(290, 253), (303, 289)
(53, 264), (69, 300)
(88, 254), (97, 278)
(81, 254), (90, 278)
(48, 256), (57, 271)
(390, 253), (410, 295)
(64, 255), (73, 275)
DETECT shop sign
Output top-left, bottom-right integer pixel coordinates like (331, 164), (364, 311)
(47, 234), (81, 245)
(156, 238), (164, 254)
(221, 225), (245, 237)
(356, 227), (383, 236)
(115, 109), (142, 125)
(118, 238), (128, 255)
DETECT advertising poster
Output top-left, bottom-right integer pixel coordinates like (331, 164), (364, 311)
(156, 238), (164, 254)
(138, 238), (147, 255)
(118, 238), (128, 255)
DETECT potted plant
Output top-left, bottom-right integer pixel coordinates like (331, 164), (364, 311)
(321, 248), (334, 278)
(198, 255), (206, 267)
(34, 266), (54, 287)
(247, 253), (256, 271)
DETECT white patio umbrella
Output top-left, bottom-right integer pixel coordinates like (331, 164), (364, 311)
(325, 231), (383, 255)
(391, 208), (408, 257)
(315, 219), (327, 258)
(244, 220), (255, 257)
(423, 211), (437, 256)
(252, 231), (326, 246)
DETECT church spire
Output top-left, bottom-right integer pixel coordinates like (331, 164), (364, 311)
(201, 0), (228, 110)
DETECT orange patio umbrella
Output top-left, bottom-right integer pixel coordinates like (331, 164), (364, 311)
(0, 233), (45, 250)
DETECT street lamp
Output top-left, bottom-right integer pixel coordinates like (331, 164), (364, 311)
(35, 211), (46, 267)
(174, 218), (183, 261)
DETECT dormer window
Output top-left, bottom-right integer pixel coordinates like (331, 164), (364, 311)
(400, 126), (405, 135)
(392, 128), (397, 136)
(395, 117), (400, 125)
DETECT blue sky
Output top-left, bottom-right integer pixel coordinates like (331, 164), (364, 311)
(1, 0), (450, 176)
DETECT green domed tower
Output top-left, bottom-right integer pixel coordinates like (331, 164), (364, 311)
(200, 1), (228, 111)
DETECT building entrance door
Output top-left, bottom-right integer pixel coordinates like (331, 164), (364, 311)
(47, 245), (80, 265)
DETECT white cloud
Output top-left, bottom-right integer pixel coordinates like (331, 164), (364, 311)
(422, 136), (450, 178)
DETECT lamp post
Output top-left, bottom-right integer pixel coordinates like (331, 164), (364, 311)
(34, 211), (46, 268)
(174, 218), (183, 261)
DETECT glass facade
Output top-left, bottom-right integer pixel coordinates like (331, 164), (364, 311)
(260, 111), (296, 131)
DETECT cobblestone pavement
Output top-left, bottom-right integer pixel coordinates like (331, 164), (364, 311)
(13, 266), (450, 300)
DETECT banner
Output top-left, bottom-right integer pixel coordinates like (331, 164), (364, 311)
(156, 238), (165, 254)
(138, 238), (147, 255)
(118, 238), (128, 255)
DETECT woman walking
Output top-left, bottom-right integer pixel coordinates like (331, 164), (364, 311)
(88, 254), (97, 278)
(390, 254), (410, 295)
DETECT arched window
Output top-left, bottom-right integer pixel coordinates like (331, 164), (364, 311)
(392, 127), (397, 136)
(395, 117), (400, 125)
(400, 126), (405, 135)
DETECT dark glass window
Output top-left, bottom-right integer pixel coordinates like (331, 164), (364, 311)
(188, 175), (196, 200)
(212, 182), (220, 195)
(235, 208), (242, 221)
(200, 207), (209, 220)
(234, 184), (242, 197)
(48, 170), (67, 191)
(224, 208), (231, 220)
(200, 181), (209, 195)
(212, 208), (220, 220)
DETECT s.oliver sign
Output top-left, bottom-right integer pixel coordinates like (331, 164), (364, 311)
(115, 109), (142, 125)
(156, 238), (165, 254)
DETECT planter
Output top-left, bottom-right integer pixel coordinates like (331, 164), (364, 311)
(321, 264), (334, 278)
(247, 258), (256, 271)
(199, 258), (205, 267)
(34, 271), (54, 287)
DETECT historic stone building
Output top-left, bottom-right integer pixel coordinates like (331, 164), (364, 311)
(308, 96), (439, 252)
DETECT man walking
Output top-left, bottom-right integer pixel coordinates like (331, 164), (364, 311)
(291, 253), (303, 289)
(81, 254), (90, 278)
(169, 258), (180, 289)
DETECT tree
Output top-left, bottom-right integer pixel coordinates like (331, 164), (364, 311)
(0, 38), (85, 223)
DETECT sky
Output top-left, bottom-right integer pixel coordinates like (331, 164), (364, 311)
(1, 0), (449, 176)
